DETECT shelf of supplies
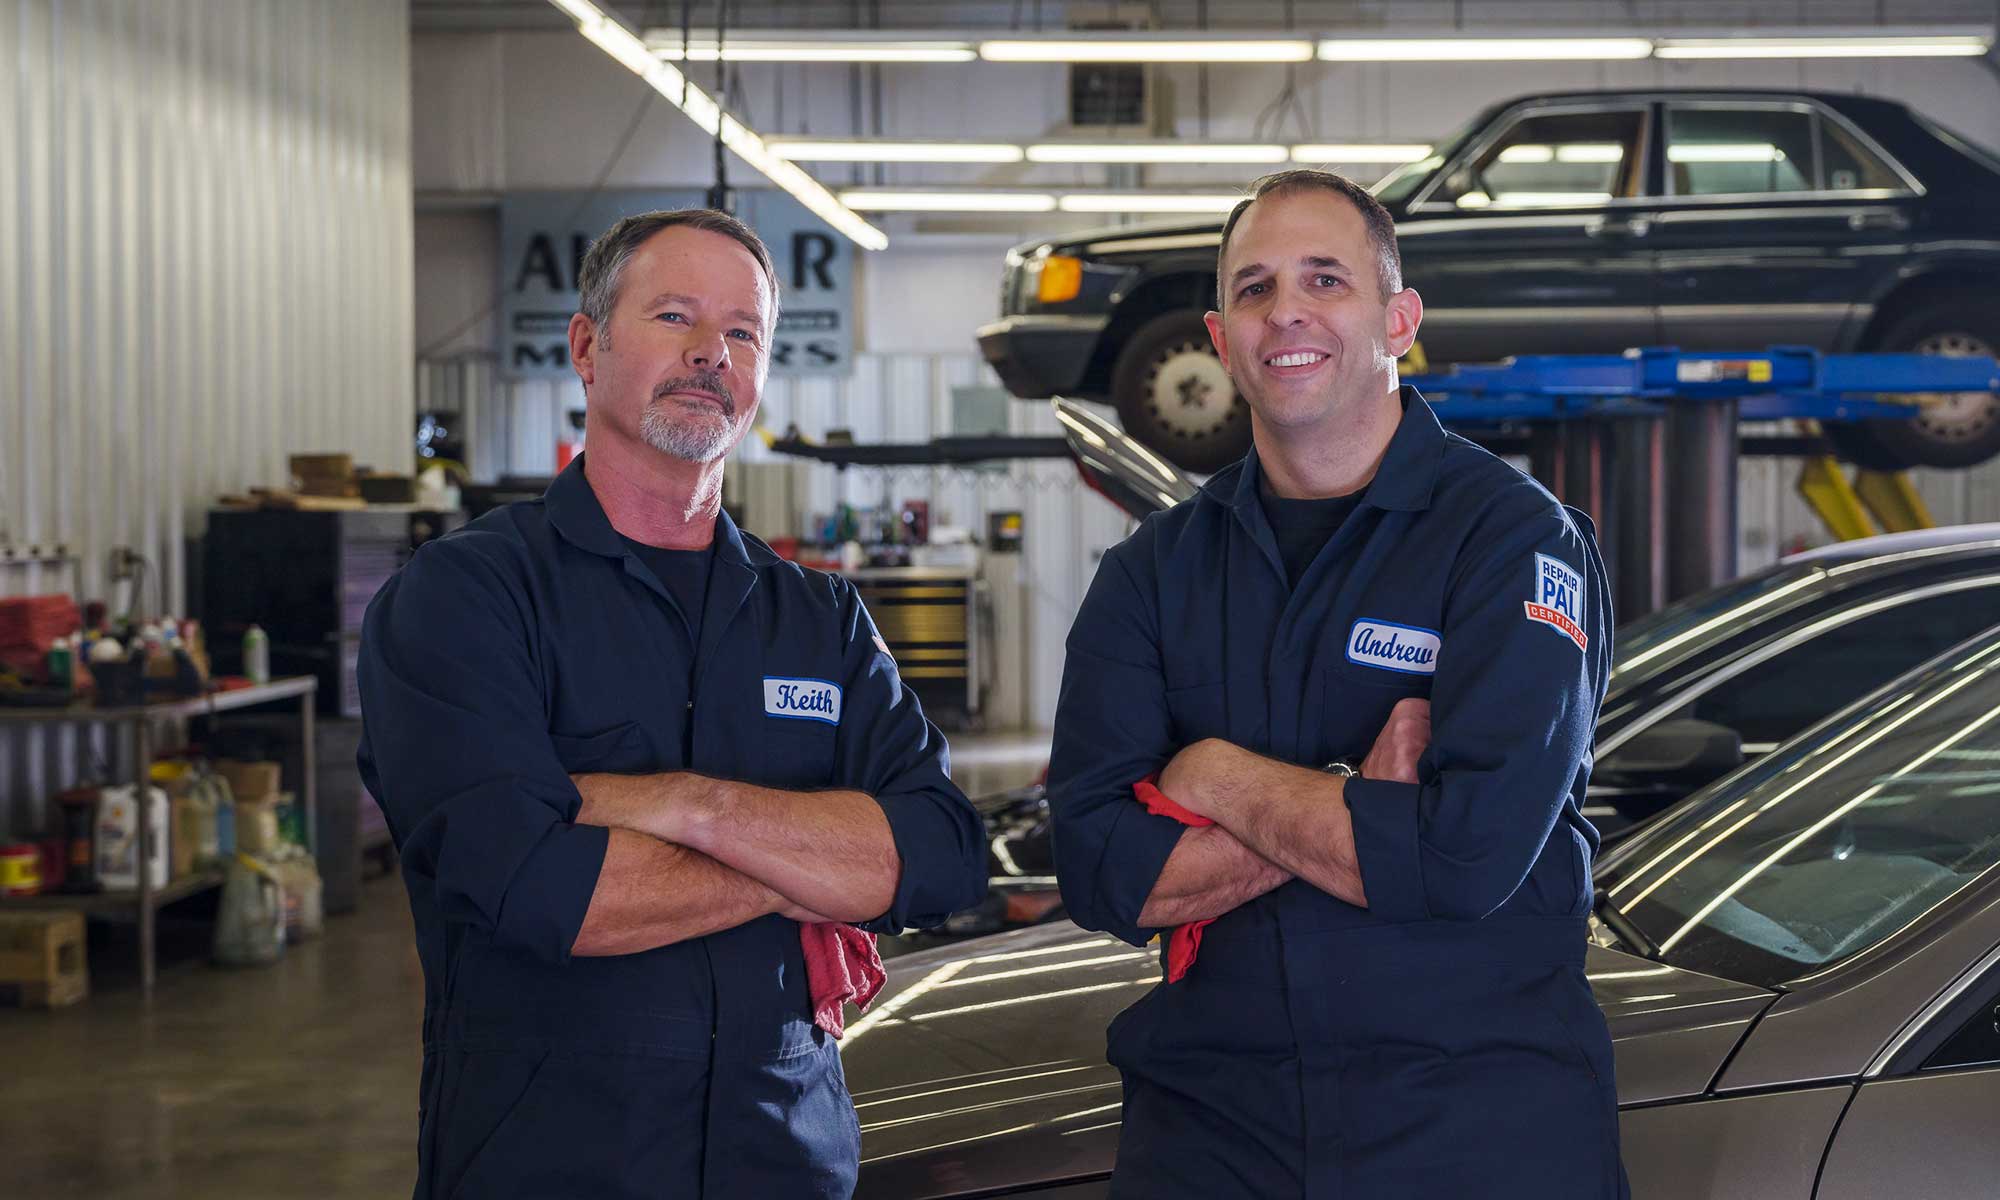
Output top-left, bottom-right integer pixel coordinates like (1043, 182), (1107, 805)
(0, 675), (316, 992)
(0, 675), (317, 723)
(0, 871), (227, 918)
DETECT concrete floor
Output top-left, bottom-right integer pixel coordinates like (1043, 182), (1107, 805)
(0, 733), (1048, 1199)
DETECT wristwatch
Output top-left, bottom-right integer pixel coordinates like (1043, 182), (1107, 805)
(1320, 760), (1358, 778)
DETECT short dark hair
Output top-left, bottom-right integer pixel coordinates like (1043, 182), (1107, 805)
(1215, 169), (1402, 307)
(577, 208), (780, 345)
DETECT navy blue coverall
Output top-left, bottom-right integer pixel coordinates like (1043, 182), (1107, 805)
(1050, 389), (1627, 1198)
(357, 458), (985, 1199)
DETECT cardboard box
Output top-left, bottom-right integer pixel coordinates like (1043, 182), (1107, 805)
(216, 759), (281, 802)
(0, 910), (88, 1007)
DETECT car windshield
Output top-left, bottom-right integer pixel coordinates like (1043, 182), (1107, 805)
(1609, 562), (1825, 694)
(1599, 627), (2000, 989)
(1372, 113), (1484, 206)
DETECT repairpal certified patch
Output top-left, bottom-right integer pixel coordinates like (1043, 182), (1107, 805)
(1347, 619), (1442, 675)
(1526, 553), (1588, 651)
(763, 677), (842, 725)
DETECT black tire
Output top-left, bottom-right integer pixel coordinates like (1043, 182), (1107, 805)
(1823, 296), (2000, 470)
(1109, 310), (1251, 474)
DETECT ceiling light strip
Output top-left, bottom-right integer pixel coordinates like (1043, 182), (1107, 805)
(1029, 142), (1289, 164)
(980, 38), (1314, 63)
(841, 191), (1059, 212)
(621, 26), (1993, 64)
(1655, 35), (1989, 58)
(767, 140), (1024, 163)
(1319, 37), (1654, 61)
(555, 1), (887, 250)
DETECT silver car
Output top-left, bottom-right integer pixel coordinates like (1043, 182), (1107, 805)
(848, 624), (2000, 1197)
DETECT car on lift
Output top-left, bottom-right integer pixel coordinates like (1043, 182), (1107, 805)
(850, 623), (2000, 1198)
(944, 402), (2000, 934)
(978, 88), (2000, 474)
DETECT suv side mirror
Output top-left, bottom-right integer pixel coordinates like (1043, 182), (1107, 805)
(1600, 718), (1745, 786)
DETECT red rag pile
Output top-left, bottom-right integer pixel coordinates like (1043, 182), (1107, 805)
(801, 921), (886, 1038)
(1133, 776), (1212, 983)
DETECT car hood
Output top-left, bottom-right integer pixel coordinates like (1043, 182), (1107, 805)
(846, 923), (1776, 1198)
(1053, 397), (1198, 519)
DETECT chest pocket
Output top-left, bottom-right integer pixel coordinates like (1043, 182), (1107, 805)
(755, 720), (839, 790)
(1324, 668), (1428, 763)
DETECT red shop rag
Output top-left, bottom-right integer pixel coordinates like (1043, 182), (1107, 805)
(802, 921), (886, 1039)
(1133, 775), (1213, 984)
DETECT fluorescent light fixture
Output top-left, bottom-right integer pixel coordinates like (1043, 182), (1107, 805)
(547, 0), (603, 23)
(767, 140), (1024, 163)
(1058, 193), (1243, 213)
(1027, 142), (1288, 164)
(579, 13), (667, 77)
(1498, 144), (1555, 164)
(980, 37), (1313, 63)
(841, 191), (1058, 212)
(553, 2), (887, 250)
(652, 39), (975, 62)
(1320, 37), (1652, 61)
(1668, 143), (1786, 163)
(1657, 35), (1989, 58)
(1291, 143), (1433, 163)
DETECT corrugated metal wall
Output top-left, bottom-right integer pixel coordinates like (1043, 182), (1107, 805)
(1, 0), (413, 828)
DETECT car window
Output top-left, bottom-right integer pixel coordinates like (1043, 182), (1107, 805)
(1667, 105), (1816, 196)
(1373, 113), (1483, 207)
(1820, 117), (1909, 192)
(1610, 562), (1824, 694)
(1691, 586), (2000, 747)
(1604, 629), (2000, 989)
(1434, 108), (1646, 209)
(1923, 966), (2000, 1072)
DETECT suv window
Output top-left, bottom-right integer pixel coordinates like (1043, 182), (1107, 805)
(1667, 105), (1816, 196)
(1434, 108), (1646, 210)
(1690, 585), (2000, 746)
(1821, 117), (1909, 192)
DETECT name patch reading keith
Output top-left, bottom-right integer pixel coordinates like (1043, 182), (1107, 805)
(1526, 553), (1588, 651)
(763, 677), (842, 725)
(1347, 619), (1441, 675)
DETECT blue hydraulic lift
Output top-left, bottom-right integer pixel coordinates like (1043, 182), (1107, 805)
(1403, 347), (2000, 618)
(772, 346), (2000, 620)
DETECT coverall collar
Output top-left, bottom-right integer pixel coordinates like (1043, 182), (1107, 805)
(545, 452), (771, 569)
(1205, 385), (1445, 515)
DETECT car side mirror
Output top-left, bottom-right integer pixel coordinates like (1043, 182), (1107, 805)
(1600, 718), (1745, 786)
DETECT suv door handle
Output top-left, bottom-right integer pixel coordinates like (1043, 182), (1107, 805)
(1848, 210), (1910, 232)
(1587, 216), (1652, 239)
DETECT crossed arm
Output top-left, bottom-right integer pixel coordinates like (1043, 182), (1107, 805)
(1135, 698), (1432, 926)
(569, 772), (899, 957)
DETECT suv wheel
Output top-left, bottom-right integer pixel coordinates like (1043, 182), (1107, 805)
(1825, 298), (2000, 470)
(1110, 311), (1252, 474)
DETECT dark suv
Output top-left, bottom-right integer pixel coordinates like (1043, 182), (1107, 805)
(978, 88), (2000, 473)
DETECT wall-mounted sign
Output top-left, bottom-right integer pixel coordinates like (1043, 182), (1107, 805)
(500, 189), (853, 379)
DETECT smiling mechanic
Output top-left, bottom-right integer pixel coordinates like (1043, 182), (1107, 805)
(1049, 170), (1627, 1197)
(358, 208), (984, 1199)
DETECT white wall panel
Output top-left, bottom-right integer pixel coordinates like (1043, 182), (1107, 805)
(2, 0), (413, 823)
